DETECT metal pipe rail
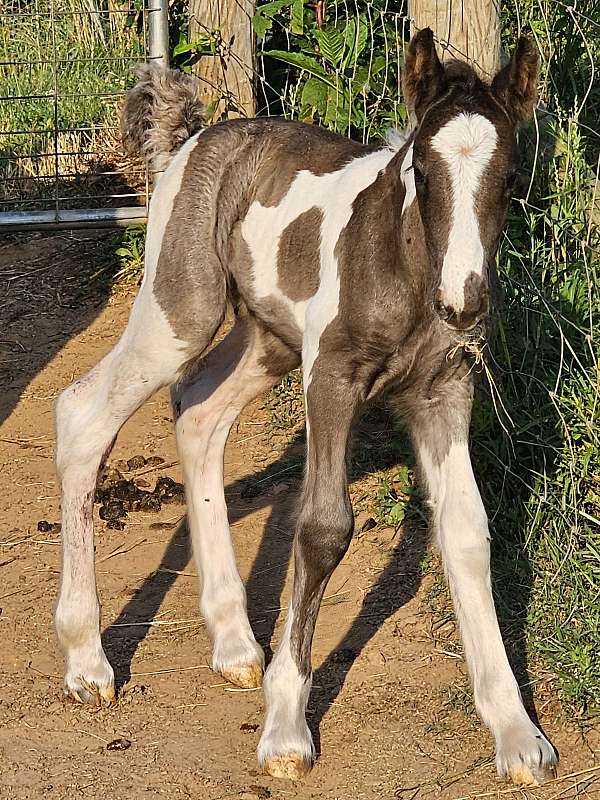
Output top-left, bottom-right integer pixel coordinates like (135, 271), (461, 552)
(0, 0), (169, 231)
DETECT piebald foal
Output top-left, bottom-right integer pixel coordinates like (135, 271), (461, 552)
(54, 29), (557, 785)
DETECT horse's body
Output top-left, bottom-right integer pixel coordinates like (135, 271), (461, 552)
(54, 30), (557, 786)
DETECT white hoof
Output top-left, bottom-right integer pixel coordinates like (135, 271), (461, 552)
(63, 648), (116, 706)
(213, 633), (265, 689)
(496, 718), (558, 785)
(257, 725), (315, 781)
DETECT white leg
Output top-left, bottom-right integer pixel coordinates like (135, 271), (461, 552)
(417, 435), (558, 785)
(173, 317), (297, 688)
(258, 369), (360, 780)
(55, 289), (218, 704)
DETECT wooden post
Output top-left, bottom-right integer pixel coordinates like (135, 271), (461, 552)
(408, 0), (502, 78)
(188, 0), (256, 119)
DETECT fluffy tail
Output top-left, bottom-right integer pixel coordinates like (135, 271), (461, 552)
(121, 63), (205, 174)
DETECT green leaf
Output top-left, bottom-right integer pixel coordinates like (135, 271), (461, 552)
(265, 50), (337, 89)
(325, 83), (350, 131)
(315, 25), (345, 67)
(291, 0), (304, 35)
(300, 76), (328, 118)
(388, 501), (406, 526)
(342, 15), (368, 70)
(252, 13), (272, 38)
(256, 0), (292, 18)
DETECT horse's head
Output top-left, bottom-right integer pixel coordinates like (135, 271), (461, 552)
(403, 29), (538, 331)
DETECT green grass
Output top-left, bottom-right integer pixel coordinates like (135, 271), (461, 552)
(0, 0), (144, 210)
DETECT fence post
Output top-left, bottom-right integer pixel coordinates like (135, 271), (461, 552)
(189, 0), (257, 120)
(148, 0), (170, 67)
(408, 0), (501, 79)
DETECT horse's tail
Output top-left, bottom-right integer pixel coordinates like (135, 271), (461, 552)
(120, 63), (205, 175)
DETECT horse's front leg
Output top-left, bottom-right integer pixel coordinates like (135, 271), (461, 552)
(407, 383), (558, 785)
(258, 364), (363, 780)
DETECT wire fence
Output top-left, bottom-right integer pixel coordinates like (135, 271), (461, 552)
(0, 0), (169, 230)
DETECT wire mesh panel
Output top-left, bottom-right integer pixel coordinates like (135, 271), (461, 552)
(0, 0), (169, 230)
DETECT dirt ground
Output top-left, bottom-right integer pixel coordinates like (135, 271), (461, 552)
(0, 232), (598, 800)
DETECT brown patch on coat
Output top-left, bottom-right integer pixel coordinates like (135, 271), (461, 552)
(252, 120), (375, 208)
(228, 221), (305, 354)
(277, 207), (322, 303)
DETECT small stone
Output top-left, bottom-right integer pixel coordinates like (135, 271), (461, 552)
(361, 517), (377, 532)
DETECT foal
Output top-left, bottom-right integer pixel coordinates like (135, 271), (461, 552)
(54, 29), (557, 785)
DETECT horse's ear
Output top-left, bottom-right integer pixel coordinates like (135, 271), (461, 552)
(491, 37), (539, 126)
(402, 28), (444, 121)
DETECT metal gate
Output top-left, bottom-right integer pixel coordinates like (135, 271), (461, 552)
(0, 0), (169, 231)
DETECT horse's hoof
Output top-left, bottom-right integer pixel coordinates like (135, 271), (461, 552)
(65, 676), (116, 707)
(220, 662), (263, 689)
(263, 753), (312, 781)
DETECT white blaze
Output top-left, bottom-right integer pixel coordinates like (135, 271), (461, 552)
(431, 113), (497, 312)
(401, 141), (416, 216)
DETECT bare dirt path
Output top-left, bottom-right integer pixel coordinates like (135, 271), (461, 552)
(0, 233), (597, 800)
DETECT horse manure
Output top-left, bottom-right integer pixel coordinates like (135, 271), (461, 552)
(37, 520), (61, 534)
(154, 475), (185, 504)
(99, 500), (127, 522)
(106, 738), (131, 752)
(94, 460), (184, 528)
(240, 722), (260, 733)
(127, 455), (146, 471)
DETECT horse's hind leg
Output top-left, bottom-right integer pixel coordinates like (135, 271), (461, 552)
(172, 314), (299, 689)
(55, 273), (226, 704)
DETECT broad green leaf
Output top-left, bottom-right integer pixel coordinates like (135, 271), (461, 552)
(325, 84), (350, 131)
(300, 76), (328, 118)
(291, 0), (304, 35)
(315, 25), (345, 67)
(256, 0), (292, 18)
(342, 15), (368, 70)
(252, 13), (272, 38)
(265, 50), (338, 89)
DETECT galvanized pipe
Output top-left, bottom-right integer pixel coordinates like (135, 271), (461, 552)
(0, 207), (147, 231)
(148, 0), (170, 68)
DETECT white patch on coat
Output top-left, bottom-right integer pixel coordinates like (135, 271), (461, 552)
(241, 148), (396, 390)
(257, 604), (314, 766)
(431, 113), (497, 312)
(401, 141), (416, 216)
(418, 439), (556, 778)
(123, 131), (204, 367)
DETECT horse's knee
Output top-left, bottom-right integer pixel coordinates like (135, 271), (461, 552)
(296, 498), (354, 576)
